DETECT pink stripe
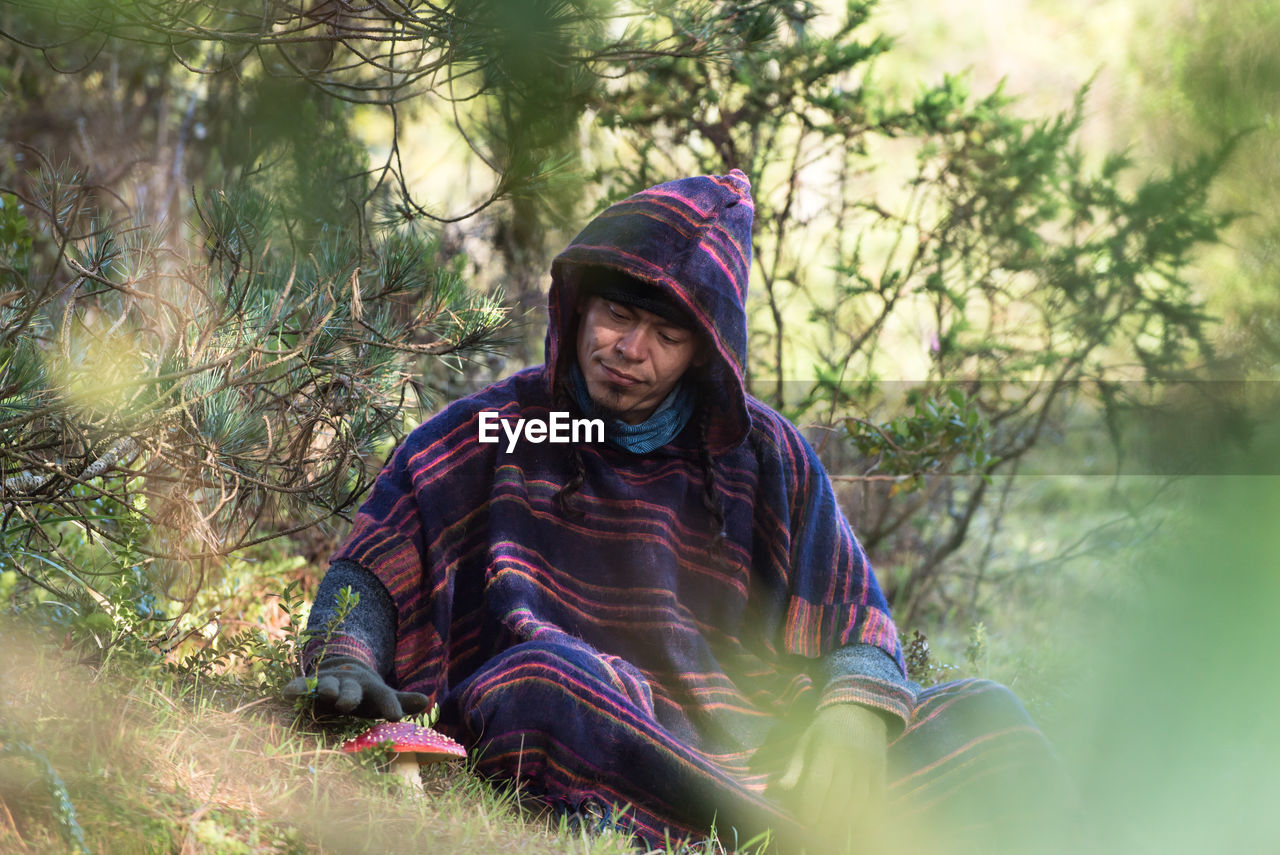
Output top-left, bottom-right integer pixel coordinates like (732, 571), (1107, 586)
(637, 187), (714, 218)
(599, 195), (705, 231)
(891, 725), (1037, 790)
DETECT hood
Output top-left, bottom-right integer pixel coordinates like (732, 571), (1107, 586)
(547, 169), (754, 452)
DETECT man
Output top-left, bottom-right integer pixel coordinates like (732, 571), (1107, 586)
(286, 171), (1067, 851)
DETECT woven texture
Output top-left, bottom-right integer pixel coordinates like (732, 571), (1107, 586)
(321, 172), (1063, 847)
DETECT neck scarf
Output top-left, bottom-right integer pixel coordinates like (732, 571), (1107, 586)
(569, 362), (695, 454)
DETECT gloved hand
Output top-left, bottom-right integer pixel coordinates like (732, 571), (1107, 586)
(773, 703), (890, 848)
(283, 655), (430, 721)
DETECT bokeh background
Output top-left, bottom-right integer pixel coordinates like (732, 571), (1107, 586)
(1, 0), (1277, 851)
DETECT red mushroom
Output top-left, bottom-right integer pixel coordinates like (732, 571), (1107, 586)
(340, 721), (467, 792)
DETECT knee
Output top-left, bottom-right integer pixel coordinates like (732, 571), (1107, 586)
(916, 677), (1034, 732)
(457, 641), (577, 714)
(965, 678), (1035, 728)
(455, 639), (653, 730)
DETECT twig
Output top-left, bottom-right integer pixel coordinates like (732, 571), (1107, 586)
(0, 794), (33, 854)
(2, 436), (140, 500)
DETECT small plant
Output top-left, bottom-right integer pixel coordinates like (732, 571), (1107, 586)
(292, 583), (360, 713)
(845, 387), (993, 494)
(0, 730), (90, 854)
(964, 621), (990, 677)
(904, 628), (932, 683)
(903, 628), (962, 687)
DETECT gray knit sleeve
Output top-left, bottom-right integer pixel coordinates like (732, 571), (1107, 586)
(816, 643), (915, 690)
(815, 642), (921, 727)
(305, 559), (398, 679)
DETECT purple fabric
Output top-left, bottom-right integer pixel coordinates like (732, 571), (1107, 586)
(325, 170), (918, 843)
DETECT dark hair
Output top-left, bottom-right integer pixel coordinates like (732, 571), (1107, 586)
(552, 371), (588, 520)
(576, 266), (695, 330)
(694, 401), (728, 556)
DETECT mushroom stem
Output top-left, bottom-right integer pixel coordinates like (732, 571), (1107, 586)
(388, 753), (425, 793)
(340, 722), (465, 794)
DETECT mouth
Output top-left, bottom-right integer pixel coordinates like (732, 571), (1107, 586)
(600, 363), (642, 386)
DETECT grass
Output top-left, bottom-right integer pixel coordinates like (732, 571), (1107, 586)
(0, 473), (1125, 855)
(3, 466), (1255, 855)
(0, 625), (774, 855)
(0, 454), (1212, 855)
(0, 534), (730, 854)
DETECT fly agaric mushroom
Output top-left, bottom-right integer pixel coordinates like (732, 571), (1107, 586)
(340, 721), (467, 792)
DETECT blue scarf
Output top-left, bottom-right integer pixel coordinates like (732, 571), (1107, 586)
(569, 362), (695, 454)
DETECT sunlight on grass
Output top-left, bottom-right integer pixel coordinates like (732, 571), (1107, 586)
(0, 630), (643, 854)
(4, 468), (1276, 854)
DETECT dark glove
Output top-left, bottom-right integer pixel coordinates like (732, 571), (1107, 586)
(283, 655), (430, 721)
(772, 703), (889, 848)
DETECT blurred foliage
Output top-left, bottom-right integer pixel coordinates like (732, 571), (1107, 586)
(0, 0), (741, 657)
(0, 2), (1245, 848)
(0, 158), (513, 657)
(0, 730), (89, 853)
(0, 0), (1240, 674)
(1131, 0), (1280, 376)
(1062, 431), (1280, 853)
(0, 0), (757, 230)
(580, 0), (1234, 623)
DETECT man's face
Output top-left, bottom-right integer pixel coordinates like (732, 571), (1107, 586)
(575, 295), (702, 425)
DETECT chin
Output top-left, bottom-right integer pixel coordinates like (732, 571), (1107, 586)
(585, 385), (628, 419)
(597, 391), (656, 424)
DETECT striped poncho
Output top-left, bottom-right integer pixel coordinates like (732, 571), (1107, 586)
(315, 171), (1063, 847)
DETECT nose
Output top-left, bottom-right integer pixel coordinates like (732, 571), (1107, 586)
(615, 327), (650, 362)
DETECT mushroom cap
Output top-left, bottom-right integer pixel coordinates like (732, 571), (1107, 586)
(340, 722), (467, 761)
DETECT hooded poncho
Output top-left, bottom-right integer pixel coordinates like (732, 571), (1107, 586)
(311, 171), (1062, 847)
